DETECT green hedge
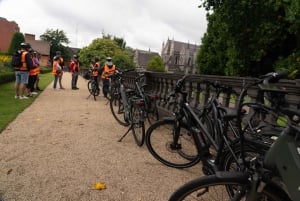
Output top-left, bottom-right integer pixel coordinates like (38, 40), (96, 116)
(0, 72), (15, 84)
(0, 67), (52, 84)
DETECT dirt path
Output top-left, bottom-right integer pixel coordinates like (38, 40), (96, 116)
(0, 72), (201, 201)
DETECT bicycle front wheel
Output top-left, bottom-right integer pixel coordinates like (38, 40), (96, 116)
(145, 119), (201, 168)
(168, 172), (291, 201)
(131, 99), (145, 146)
(110, 91), (130, 126)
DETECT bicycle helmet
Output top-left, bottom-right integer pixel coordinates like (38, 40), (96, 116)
(73, 54), (79, 59)
(94, 56), (100, 62)
(56, 51), (61, 55)
(53, 56), (60, 61)
(20, 42), (31, 50)
(106, 57), (113, 66)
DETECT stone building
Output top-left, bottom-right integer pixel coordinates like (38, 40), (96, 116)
(0, 17), (20, 52)
(161, 39), (200, 74)
(133, 49), (160, 71)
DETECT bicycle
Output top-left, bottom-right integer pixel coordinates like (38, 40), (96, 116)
(145, 73), (281, 173)
(168, 72), (300, 201)
(109, 69), (147, 146)
(85, 68), (100, 101)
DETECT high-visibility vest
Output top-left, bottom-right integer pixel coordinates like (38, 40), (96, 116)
(19, 51), (29, 71)
(101, 65), (116, 79)
(93, 62), (100, 77)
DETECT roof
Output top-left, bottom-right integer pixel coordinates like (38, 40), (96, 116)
(134, 49), (160, 67)
(26, 39), (50, 56)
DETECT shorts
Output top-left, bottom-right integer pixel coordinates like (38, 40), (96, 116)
(15, 71), (29, 84)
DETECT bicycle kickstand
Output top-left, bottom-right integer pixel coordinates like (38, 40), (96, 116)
(118, 123), (133, 142)
(86, 94), (92, 100)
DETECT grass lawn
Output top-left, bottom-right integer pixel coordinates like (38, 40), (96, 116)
(0, 73), (53, 132)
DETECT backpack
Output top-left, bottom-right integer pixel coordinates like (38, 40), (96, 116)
(11, 50), (23, 68)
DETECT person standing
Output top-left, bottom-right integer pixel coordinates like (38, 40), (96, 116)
(52, 56), (62, 90)
(33, 52), (42, 91)
(100, 57), (116, 98)
(55, 51), (65, 89)
(70, 54), (80, 90)
(27, 49), (39, 96)
(92, 56), (101, 92)
(14, 42), (33, 99)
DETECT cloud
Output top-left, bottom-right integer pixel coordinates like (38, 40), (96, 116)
(0, 0), (207, 53)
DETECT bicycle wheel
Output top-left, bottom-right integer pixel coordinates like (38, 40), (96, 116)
(87, 80), (93, 94)
(110, 91), (130, 126)
(220, 137), (270, 172)
(168, 172), (291, 201)
(145, 119), (201, 168)
(130, 98), (145, 146)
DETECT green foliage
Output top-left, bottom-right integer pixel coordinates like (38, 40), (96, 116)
(0, 73), (53, 132)
(40, 29), (70, 60)
(0, 72), (15, 84)
(78, 37), (134, 69)
(7, 32), (25, 54)
(198, 0), (300, 77)
(146, 55), (165, 72)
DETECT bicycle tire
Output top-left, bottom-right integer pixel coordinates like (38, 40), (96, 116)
(110, 91), (130, 126)
(145, 119), (201, 168)
(131, 100), (145, 146)
(168, 172), (291, 201)
(220, 136), (270, 172)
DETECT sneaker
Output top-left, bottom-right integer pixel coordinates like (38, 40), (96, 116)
(14, 95), (19, 99)
(31, 92), (38, 95)
(27, 94), (33, 97)
(19, 96), (29, 99)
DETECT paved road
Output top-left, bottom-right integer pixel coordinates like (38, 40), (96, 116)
(0, 72), (201, 201)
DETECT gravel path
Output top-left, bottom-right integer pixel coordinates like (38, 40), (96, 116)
(0, 72), (201, 201)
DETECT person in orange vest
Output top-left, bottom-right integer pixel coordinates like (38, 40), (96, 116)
(70, 54), (80, 90)
(55, 51), (65, 89)
(34, 52), (42, 91)
(27, 49), (39, 96)
(91, 56), (101, 92)
(52, 56), (62, 90)
(14, 42), (33, 99)
(99, 57), (116, 97)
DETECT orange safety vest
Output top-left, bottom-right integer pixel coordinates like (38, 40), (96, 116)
(19, 51), (29, 71)
(52, 60), (62, 76)
(93, 62), (101, 77)
(101, 65), (116, 79)
(29, 58), (38, 76)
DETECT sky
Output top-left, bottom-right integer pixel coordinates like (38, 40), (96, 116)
(0, 0), (208, 53)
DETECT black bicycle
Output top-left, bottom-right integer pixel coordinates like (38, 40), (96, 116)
(85, 68), (100, 101)
(145, 73), (282, 173)
(169, 72), (300, 201)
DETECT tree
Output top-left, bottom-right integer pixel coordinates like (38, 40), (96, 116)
(8, 32), (25, 54)
(78, 37), (134, 69)
(40, 29), (70, 60)
(198, 0), (300, 77)
(147, 55), (165, 72)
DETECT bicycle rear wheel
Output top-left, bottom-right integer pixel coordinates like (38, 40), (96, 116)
(110, 91), (130, 126)
(168, 172), (291, 201)
(145, 119), (201, 168)
(130, 98), (145, 146)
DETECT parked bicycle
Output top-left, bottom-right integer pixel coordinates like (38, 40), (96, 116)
(109, 69), (147, 146)
(168, 72), (300, 201)
(84, 68), (100, 101)
(145, 72), (284, 174)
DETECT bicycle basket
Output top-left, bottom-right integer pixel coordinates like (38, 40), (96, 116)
(83, 71), (91, 80)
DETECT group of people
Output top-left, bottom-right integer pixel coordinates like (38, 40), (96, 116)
(14, 41), (117, 99)
(89, 56), (116, 98)
(52, 52), (81, 90)
(14, 42), (41, 99)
